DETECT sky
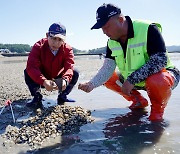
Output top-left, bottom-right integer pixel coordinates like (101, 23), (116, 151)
(0, 0), (180, 50)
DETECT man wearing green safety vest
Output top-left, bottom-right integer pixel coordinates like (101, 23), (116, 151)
(78, 3), (180, 121)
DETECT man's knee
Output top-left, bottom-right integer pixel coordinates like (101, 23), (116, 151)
(73, 69), (79, 79)
(104, 72), (119, 87)
(24, 69), (40, 88)
(70, 69), (79, 85)
(146, 69), (174, 89)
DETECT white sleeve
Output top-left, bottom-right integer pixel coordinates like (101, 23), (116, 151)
(90, 58), (116, 88)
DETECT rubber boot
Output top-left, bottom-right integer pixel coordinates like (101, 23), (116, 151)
(146, 69), (174, 121)
(26, 92), (43, 109)
(129, 90), (148, 109)
(104, 72), (148, 109)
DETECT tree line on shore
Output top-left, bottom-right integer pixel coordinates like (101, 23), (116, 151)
(0, 43), (84, 54)
(0, 44), (31, 53)
(0, 43), (107, 55)
(0, 43), (179, 54)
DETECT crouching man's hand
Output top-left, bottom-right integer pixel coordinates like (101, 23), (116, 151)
(43, 80), (58, 91)
(78, 82), (94, 93)
(122, 80), (134, 96)
(53, 78), (67, 92)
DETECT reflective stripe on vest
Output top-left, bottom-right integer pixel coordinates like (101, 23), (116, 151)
(108, 20), (174, 87)
(129, 42), (146, 48)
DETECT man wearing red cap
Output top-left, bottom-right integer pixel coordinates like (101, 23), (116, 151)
(78, 3), (180, 121)
(24, 22), (79, 109)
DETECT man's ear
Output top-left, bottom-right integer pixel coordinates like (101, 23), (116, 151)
(119, 16), (124, 23)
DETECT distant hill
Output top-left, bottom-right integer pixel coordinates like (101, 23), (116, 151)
(88, 47), (106, 54)
(166, 45), (180, 52)
(87, 45), (180, 54)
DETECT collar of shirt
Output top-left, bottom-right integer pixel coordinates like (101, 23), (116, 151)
(49, 47), (58, 56)
(116, 16), (134, 58)
(125, 16), (134, 39)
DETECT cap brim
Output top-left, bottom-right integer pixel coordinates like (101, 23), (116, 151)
(49, 33), (66, 40)
(91, 20), (108, 30)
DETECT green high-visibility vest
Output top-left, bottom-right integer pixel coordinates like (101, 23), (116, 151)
(108, 20), (174, 87)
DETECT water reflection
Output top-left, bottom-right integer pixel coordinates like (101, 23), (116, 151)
(103, 109), (169, 154)
(35, 109), (169, 154)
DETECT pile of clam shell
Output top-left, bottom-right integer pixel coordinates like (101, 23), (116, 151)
(2, 105), (94, 146)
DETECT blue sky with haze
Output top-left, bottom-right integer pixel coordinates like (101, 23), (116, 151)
(0, 0), (179, 50)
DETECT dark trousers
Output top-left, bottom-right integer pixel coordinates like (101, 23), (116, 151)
(24, 69), (79, 98)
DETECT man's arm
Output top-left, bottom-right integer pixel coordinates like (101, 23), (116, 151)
(26, 41), (47, 85)
(61, 44), (75, 84)
(127, 52), (167, 84)
(78, 58), (116, 92)
(90, 58), (116, 88)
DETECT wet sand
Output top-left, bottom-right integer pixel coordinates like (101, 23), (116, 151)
(0, 54), (180, 154)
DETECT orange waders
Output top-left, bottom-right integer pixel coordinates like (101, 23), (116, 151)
(146, 69), (174, 121)
(104, 72), (148, 109)
(104, 70), (174, 121)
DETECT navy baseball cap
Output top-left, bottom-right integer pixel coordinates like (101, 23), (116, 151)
(48, 22), (66, 40)
(91, 3), (121, 30)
